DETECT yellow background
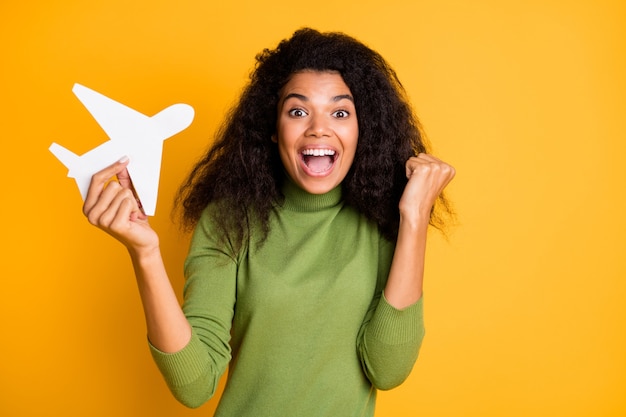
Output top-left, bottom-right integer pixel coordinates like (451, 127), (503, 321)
(1, 0), (624, 416)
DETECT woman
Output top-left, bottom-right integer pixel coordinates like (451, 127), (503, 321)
(83, 28), (455, 416)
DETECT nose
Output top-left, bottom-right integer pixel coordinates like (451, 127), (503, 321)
(305, 113), (331, 138)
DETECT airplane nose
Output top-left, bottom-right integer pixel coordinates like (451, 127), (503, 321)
(152, 104), (195, 140)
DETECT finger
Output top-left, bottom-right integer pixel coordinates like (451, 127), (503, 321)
(405, 157), (420, 178)
(85, 181), (126, 226)
(103, 191), (136, 232)
(405, 155), (435, 178)
(109, 184), (144, 222)
(406, 155), (455, 182)
(83, 156), (130, 215)
(111, 197), (137, 232)
(116, 168), (145, 217)
(131, 204), (148, 221)
(116, 167), (132, 189)
(108, 190), (149, 234)
(94, 187), (136, 229)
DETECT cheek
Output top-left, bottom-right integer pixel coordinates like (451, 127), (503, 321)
(341, 125), (359, 154)
(276, 135), (299, 169)
(276, 121), (299, 146)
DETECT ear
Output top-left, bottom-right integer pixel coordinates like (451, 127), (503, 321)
(271, 134), (277, 143)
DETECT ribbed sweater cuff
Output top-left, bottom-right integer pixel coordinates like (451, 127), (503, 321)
(148, 331), (209, 387)
(367, 294), (424, 345)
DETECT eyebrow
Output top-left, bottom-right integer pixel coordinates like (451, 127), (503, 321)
(282, 93), (354, 103)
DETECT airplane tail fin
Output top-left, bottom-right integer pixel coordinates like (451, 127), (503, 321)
(49, 142), (79, 173)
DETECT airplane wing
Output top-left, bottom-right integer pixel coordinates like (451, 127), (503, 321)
(72, 83), (150, 141)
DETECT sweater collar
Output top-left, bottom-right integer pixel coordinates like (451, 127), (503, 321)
(280, 177), (343, 212)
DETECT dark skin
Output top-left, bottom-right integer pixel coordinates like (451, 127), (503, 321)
(82, 73), (455, 354)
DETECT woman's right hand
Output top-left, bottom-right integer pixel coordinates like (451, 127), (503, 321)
(82, 156), (159, 255)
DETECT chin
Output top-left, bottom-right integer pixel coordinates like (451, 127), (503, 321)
(296, 177), (340, 195)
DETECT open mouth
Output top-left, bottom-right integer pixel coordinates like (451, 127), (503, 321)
(301, 148), (337, 174)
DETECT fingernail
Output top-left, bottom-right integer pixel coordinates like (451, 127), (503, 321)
(118, 156), (129, 163)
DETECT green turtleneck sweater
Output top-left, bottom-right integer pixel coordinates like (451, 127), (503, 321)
(150, 180), (425, 416)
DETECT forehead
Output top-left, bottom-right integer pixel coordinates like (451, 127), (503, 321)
(280, 71), (352, 99)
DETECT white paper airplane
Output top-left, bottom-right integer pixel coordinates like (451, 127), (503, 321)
(49, 83), (194, 216)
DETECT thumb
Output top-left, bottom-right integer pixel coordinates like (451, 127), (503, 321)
(116, 166), (146, 217)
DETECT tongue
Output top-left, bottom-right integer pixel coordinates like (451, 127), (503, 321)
(305, 155), (333, 173)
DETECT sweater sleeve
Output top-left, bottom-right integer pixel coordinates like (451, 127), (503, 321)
(149, 208), (238, 408)
(356, 235), (425, 391)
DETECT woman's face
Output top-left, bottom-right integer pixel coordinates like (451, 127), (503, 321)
(274, 71), (358, 194)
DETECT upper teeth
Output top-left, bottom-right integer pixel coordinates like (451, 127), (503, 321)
(302, 149), (336, 156)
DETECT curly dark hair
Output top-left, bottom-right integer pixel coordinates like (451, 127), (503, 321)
(174, 27), (454, 250)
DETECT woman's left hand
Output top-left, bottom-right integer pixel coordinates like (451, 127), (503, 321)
(399, 153), (456, 225)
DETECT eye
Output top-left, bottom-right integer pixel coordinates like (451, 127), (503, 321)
(333, 109), (350, 118)
(288, 108), (308, 117)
